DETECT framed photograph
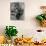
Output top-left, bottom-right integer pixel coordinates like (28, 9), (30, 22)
(10, 2), (24, 20)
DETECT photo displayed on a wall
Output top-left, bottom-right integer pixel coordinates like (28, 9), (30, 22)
(10, 2), (24, 20)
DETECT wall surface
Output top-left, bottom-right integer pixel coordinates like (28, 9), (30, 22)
(0, 0), (46, 40)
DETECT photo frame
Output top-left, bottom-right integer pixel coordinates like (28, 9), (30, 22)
(10, 2), (24, 20)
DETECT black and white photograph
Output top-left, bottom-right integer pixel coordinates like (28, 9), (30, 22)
(10, 2), (24, 20)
